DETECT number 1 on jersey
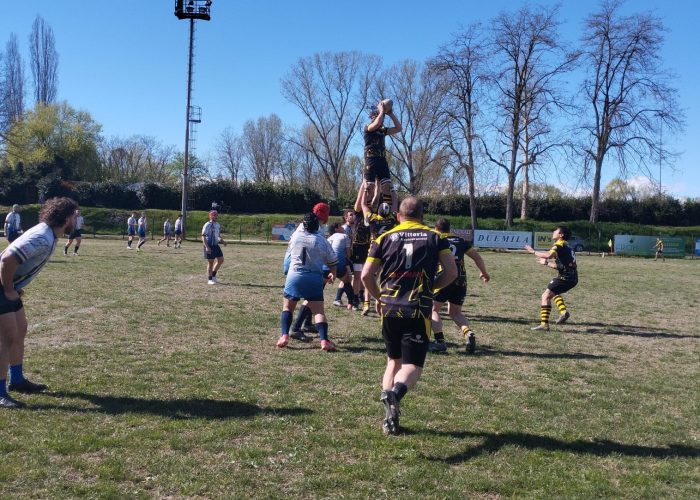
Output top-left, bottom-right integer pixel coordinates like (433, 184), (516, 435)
(403, 242), (414, 269)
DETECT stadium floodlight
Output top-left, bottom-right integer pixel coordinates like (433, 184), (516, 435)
(174, 0), (212, 238)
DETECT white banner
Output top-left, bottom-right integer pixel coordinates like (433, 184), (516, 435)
(473, 230), (532, 249)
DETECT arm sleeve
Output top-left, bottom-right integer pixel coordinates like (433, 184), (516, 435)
(8, 233), (51, 264)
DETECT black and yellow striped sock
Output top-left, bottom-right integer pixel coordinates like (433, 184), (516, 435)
(461, 326), (473, 337)
(553, 295), (567, 314)
(539, 305), (552, 326)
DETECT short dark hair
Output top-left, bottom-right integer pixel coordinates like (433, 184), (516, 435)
(329, 221), (342, 233)
(557, 226), (572, 241)
(435, 218), (450, 233)
(399, 197), (423, 221)
(39, 197), (79, 228)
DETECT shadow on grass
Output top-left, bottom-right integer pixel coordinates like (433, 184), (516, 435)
(478, 346), (608, 360)
(35, 391), (312, 420)
(237, 283), (283, 289)
(577, 323), (696, 339)
(419, 429), (700, 462)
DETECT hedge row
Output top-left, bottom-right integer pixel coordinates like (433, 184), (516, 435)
(6, 204), (699, 254)
(2, 174), (699, 226)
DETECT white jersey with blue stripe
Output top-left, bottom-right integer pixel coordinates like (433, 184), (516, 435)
(138, 217), (147, 231)
(175, 218), (182, 231)
(75, 216), (84, 230)
(164, 221), (171, 232)
(0, 222), (57, 290)
(202, 221), (221, 247)
(127, 217), (136, 230)
(284, 228), (337, 275)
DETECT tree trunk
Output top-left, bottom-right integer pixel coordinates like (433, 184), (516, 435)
(505, 170), (515, 228)
(520, 163), (529, 220)
(589, 156), (603, 223)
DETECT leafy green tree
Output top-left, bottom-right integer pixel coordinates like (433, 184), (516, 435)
(5, 101), (102, 180)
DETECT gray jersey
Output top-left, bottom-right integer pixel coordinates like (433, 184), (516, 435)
(285, 229), (337, 275)
(75, 215), (84, 230)
(0, 222), (57, 290)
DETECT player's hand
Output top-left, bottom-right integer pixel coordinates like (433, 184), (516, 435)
(480, 272), (490, 283)
(375, 300), (382, 315)
(538, 258), (548, 266)
(221, 240), (227, 246)
(524, 244), (534, 254)
(325, 273), (335, 284)
(3, 289), (20, 301)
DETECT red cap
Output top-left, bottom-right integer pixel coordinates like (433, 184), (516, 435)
(208, 210), (218, 217)
(312, 203), (330, 222)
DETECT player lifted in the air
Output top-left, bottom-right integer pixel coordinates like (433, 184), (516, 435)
(363, 99), (401, 213)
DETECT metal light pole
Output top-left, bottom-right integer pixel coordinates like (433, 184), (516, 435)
(174, 0), (211, 238)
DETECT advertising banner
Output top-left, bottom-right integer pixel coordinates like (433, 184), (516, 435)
(271, 223), (297, 241)
(473, 230), (531, 249)
(534, 231), (553, 250)
(613, 235), (685, 258)
(453, 229), (473, 242)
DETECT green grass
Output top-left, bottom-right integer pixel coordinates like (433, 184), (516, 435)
(0, 238), (698, 498)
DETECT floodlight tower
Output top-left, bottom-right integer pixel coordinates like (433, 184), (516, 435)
(174, 0), (212, 238)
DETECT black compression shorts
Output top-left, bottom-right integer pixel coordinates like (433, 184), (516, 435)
(382, 316), (430, 368)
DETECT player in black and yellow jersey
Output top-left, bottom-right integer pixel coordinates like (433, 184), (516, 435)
(363, 100), (401, 212)
(524, 226), (578, 331)
(361, 197), (457, 435)
(359, 184), (398, 315)
(350, 185), (373, 311)
(430, 219), (490, 354)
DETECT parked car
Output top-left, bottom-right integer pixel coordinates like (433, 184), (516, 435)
(569, 235), (586, 252)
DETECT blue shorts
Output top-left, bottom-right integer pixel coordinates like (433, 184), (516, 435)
(204, 244), (224, 260)
(175, 229), (182, 236)
(128, 228), (136, 236)
(69, 229), (82, 239)
(284, 273), (324, 302)
(138, 229), (146, 238)
(7, 230), (19, 242)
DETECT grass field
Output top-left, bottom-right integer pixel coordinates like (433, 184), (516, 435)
(0, 237), (698, 498)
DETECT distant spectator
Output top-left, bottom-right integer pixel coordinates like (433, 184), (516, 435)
(4, 205), (23, 243)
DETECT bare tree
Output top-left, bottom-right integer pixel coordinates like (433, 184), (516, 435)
(483, 4), (576, 227)
(215, 127), (245, 184)
(241, 114), (284, 183)
(29, 15), (58, 105)
(578, 0), (684, 223)
(1, 34), (25, 130)
(281, 51), (381, 199)
(431, 25), (487, 229)
(98, 135), (176, 184)
(375, 60), (448, 195)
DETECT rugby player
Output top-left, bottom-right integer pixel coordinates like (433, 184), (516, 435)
(278, 212), (338, 352)
(0, 197), (78, 408)
(63, 209), (85, 256)
(327, 221), (355, 310)
(430, 218), (490, 354)
(136, 212), (148, 251)
(333, 210), (356, 306)
(126, 212), (137, 249)
(4, 204), (22, 243)
(525, 226), (578, 330)
(174, 214), (183, 248)
(361, 197), (457, 435)
(363, 100), (401, 212)
(157, 217), (172, 247)
(202, 210), (227, 285)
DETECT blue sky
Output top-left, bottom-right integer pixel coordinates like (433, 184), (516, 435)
(2, 0), (698, 198)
